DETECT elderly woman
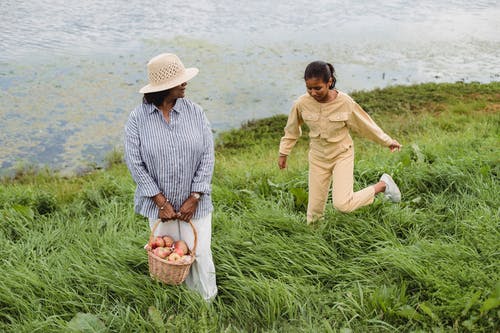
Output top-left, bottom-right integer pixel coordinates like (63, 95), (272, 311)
(124, 53), (217, 301)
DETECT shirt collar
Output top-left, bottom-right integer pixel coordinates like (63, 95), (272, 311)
(145, 99), (184, 114)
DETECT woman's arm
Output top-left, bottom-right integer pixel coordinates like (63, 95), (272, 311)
(124, 110), (161, 197)
(178, 111), (214, 221)
(190, 112), (215, 195)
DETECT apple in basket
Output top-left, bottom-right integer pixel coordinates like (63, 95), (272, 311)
(150, 236), (165, 249)
(180, 255), (192, 264)
(168, 252), (181, 262)
(173, 240), (189, 256)
(153, 247), (171, 259)
(162, 235), (175, 247)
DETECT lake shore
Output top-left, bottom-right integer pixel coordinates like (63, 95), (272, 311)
(1, 82), (499, 332)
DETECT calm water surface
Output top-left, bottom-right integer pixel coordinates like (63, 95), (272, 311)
(1, 0), (499, 175)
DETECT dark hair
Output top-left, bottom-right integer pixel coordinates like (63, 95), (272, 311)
(143, 89), (171, 107)
(304, 61), (336, 89)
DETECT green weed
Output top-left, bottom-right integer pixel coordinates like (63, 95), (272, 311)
(1, 82), (499, 332)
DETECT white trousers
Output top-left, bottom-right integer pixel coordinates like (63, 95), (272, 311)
(149, 213), (217, 301)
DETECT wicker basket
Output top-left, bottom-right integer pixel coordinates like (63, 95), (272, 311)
(147, 219), (197, 285)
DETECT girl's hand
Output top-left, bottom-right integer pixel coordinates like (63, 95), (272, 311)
(388, 140), (402, 152)
(177, 195), (199, 221)
(278, 155), (288, 169)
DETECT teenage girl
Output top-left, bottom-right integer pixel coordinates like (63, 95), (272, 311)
(278, 61), (402, 223)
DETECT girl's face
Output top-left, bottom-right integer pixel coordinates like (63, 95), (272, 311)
(306, 77), (332, 102)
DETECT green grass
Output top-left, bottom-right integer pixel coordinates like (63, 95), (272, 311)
(1, 82), (499, 332)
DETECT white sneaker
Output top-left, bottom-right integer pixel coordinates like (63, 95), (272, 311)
(380, 173), (401, 203)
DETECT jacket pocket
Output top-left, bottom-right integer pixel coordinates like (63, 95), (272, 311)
(326, 112), (348, 142)
(302, 111), (320, 137)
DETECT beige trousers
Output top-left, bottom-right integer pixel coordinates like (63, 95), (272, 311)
(307, 145), (375, 223)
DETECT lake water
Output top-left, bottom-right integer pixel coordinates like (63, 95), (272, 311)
(1, 0), (499, 175)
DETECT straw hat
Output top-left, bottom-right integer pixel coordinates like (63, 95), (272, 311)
(139, 53), (199, 94)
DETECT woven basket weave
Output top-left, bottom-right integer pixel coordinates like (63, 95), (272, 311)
(147, 219), (197, 285)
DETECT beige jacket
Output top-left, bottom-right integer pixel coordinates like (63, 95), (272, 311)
(279, 91), (393, 159)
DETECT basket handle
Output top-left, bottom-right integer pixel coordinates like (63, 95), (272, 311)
(149, 219), (198, 256)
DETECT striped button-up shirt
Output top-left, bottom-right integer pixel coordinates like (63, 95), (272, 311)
(124, 98), (214, 219)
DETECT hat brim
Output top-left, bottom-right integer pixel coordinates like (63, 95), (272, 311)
(139, 67), (199, 94)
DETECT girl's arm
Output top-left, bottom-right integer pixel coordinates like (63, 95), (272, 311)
(279, 102), (303, 157)
(347, 101), (399, 149)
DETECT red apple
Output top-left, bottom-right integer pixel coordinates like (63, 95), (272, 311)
(151, 236), (165, 249)
(168, 252), (181, 262)
(153, 247), (171, 259)
(180, 255), (192, 264)
(173, 240), (189, 255)
(152, 247), (161, 257)
(162, 235), (175, 247)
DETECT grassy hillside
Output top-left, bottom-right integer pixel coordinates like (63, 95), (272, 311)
(1, 82), (499, 332)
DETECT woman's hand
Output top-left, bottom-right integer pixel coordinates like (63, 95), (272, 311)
(177, 194), (200, 221)
(158, 202), (178, 221)
(153, 193), (177, 221)
(278, 155), (288, 169)
(388, 140), (402, 152)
